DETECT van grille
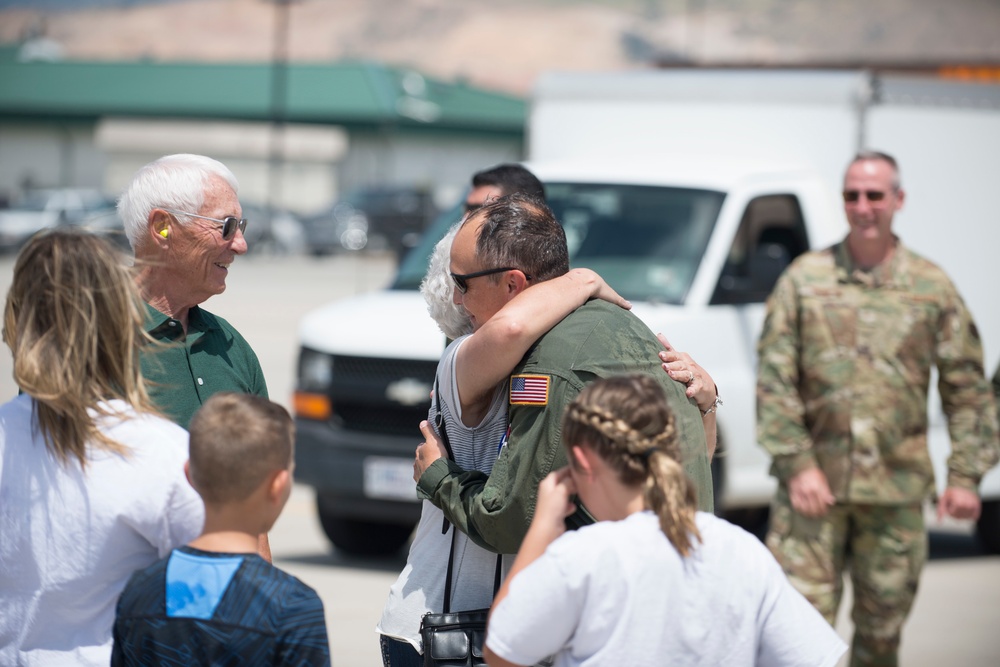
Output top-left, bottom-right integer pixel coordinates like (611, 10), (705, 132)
(333, 355), (438, 384)
(329, 354), (438, 437)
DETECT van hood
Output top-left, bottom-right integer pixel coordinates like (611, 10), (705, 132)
(298, 288), (447, 360)
(297, 289), (699, 360)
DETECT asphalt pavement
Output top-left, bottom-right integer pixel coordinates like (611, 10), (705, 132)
(0, 251), (996, 666)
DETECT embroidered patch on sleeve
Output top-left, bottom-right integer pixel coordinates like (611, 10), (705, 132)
(510, 374), (550, 405)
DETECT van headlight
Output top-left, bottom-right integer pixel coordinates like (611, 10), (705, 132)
(298, 348), (333, 391)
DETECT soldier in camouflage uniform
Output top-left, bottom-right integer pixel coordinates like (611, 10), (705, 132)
(757, 151), (1000, 667)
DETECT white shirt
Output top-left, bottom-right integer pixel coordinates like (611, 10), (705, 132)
(487, 511), (846, 667)
(377, 335), (511, 650)
(0, 395), (204, 666)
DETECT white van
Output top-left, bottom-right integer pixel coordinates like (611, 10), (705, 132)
(293, 154), (847, 554)
(292, 69), (1000, 555)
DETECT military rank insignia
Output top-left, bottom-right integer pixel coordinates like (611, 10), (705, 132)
(510, 374), (549, 405)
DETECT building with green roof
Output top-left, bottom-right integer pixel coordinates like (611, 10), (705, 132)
(0, 49), (526, 212)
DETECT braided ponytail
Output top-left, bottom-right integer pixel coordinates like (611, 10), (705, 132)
(644, 450), (700, 556)
(562, 374), (701, 555)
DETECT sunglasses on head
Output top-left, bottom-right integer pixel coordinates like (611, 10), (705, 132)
(451, 267), (531, 293)
(842, 190), (890, 204)
(161, 208), (248, 240)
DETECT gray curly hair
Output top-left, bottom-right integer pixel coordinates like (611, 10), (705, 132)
(420, 223), (472, 340)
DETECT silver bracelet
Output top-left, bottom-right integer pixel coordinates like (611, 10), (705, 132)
(701, 394), (723, 416)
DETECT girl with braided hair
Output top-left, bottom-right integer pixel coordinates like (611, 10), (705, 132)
(484, 374), (846, 667)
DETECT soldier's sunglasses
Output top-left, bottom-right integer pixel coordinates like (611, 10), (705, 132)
(451, 267), (531, 293)
(842, 190), (889, 204)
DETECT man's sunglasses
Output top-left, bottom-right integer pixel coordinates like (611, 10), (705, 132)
(451, 267), (532, 293)
(842, 190), (890, 204)
(161, 208), (248, 240)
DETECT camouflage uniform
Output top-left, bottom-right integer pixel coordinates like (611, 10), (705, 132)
(757, 238), (999, 667)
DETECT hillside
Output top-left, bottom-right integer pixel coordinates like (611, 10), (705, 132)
(1, 0), (999, 94)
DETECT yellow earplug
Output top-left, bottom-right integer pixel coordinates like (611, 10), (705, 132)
(159, 229), (169, 238)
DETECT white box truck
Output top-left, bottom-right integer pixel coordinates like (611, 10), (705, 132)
(292, 69), (1000, 555)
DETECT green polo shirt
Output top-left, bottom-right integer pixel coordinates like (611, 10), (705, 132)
(420, 299), (713, 554)
(141, 302), (268, 428)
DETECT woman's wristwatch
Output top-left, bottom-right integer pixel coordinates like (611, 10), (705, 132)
(701, 393), (723, 416)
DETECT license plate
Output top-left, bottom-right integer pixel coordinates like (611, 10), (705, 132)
(363, 456), (419, 501)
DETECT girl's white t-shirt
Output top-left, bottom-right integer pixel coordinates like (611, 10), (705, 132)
(487, 511), (846, 667)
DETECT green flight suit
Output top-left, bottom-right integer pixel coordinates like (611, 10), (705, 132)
(419, 299), (713, 555)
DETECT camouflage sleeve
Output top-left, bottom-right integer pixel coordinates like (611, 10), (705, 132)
(756, 269), (818, 483)
(935, 285), (1000, 490)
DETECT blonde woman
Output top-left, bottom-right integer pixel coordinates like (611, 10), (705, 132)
(485, 375), (847, 667)
(0, 230), (204, 666)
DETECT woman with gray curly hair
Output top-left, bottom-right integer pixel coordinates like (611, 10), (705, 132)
(377, 221), (630, 666)
(419, 222), (472, 341)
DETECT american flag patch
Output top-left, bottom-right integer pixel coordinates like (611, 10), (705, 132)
(510, 375), (549, 405)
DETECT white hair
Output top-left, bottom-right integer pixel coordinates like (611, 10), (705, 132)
(421, 222), (472, 340)
(117, 154), (239, 250)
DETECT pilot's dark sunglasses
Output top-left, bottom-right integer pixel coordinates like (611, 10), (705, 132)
(161, 208), (248, 240)
(450, 267), (520, 293)
(842, 190), (888, 204)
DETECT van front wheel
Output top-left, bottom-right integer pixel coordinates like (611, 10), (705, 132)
(316, 497), (413, 556)
(976, 499), (1000, 554)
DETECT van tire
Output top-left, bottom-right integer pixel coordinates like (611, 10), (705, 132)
(976, 500), (1000, 554)
(316, 498), (413, 556)
(711, 447), (724, 515)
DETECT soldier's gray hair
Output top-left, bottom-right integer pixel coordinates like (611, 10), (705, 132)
(467, 193), (570, 286)
(852, 150), (901, 190)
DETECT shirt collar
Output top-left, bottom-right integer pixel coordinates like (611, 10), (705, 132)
(834, 235), (909, 289)
(144, 301), (214, 335)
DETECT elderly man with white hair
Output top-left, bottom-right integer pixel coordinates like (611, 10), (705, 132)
(118, 153), (271, 558)
(118, 153), (266, 427)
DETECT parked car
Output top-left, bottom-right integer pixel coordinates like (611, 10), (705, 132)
(77, 199), (306, 256)
(0, 188), (110, 253)
(76, 203), (132, 251)
(238, 201), (307, 255)
(300, 186), (438, 258)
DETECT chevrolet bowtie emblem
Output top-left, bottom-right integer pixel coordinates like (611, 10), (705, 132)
(386, 378), (432, 406)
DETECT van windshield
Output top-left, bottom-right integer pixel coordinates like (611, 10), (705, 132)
(393, 183), (725, 304)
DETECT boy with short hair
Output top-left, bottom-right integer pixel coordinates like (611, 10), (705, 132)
(112, 392), (331, 666)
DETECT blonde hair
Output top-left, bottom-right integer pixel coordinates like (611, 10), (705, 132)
(3, 229), (157, 467)
(562, 374), (701, 556)
(187, 392), (294, 504)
